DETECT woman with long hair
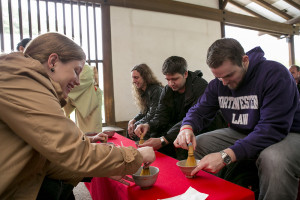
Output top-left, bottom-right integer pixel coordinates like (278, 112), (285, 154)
(128, 64), (163, 140)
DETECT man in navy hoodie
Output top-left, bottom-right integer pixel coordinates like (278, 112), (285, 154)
(174, 38), (300, 200)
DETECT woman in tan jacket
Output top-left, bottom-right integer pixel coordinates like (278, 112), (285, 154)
(0, 32), (155, 199)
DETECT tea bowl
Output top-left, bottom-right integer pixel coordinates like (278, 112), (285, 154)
(132, 166), (159, 189)
(176, 159), (200, 178)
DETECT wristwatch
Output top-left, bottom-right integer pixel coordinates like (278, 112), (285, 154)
(160, 137), (166, 147)
(220, 150), (232, 165)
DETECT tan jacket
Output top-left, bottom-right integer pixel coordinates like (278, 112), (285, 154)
(0, 53), (142, 199)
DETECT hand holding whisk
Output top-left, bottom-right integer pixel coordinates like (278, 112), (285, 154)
(139, 133), (145, 145)
(140, 162), (151, 176)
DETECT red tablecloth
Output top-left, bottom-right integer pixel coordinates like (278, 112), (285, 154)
(85, 133), (255, 200)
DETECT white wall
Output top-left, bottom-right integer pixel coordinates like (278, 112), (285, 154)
(110, 3), (221, 122)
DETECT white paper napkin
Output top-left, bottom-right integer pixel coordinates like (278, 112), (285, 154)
(158, 186), (209, 200)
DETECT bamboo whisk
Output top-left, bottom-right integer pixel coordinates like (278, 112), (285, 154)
(138, 133), (149, 175)
(186, 142), (196, 166)
(140, 164), (150, 176)
(139, 133), (145, 145)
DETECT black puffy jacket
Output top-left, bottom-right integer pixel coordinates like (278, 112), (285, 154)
(148, 70), (207, 142)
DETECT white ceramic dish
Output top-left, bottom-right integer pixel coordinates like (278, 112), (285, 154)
(132, 166), (159, 189)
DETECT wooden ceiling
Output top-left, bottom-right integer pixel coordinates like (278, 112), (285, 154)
(225, 0), (300, 25)
(83, 0), (299, 36)
(223, 0), (300, 37)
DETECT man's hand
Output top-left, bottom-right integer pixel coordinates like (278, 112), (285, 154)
(109, 175), (134, 186)
(173, 125), (196, 150)
(134, 124), (150, 138)
(190, 148), (236, 176)
(127, 119), (136, 139)
(191, 152), (225, 175)
(138, 138), (163, 150)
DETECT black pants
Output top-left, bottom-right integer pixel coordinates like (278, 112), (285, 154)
(217, 160), (259, 200)
(158, 143), (177, 159)
(36, 177), (75, 200)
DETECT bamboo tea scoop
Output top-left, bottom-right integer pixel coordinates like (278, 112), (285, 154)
(186, 142), (196, 167)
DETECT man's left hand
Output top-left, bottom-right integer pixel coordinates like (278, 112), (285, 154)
(191, 152), (226, 175)
(191, 148), (237, 175)
(138, 138), (162, 150)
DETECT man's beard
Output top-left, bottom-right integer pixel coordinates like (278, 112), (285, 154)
(229, 66), (247, 90)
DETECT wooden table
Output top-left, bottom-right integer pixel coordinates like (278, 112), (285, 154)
(85, 133), (255, 200)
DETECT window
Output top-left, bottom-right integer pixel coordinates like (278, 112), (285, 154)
(225, 25), (289, 68)
(0, 0), (105, 122)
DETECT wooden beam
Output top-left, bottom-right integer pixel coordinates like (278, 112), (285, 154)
(286, 15), (300, 25)
(96, 0), (299, 35)
(219, 0), (226, 38)
(102, 4), (116, 125)
(100, 0), (224, 22)
(287, 35), (295, 66)
(228, 0), (268, 19)
(251, 0), (292, 20)
(224, 10), (298, 35)
(283, 0), (300, 11)
(219, 0), (228, 10)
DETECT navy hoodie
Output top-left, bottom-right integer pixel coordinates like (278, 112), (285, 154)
(182, 47), (300, 160)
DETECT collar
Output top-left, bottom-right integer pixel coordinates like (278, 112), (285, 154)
(50, 78), (67, 107)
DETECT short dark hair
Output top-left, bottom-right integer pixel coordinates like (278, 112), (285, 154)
(16, 38), (31, 50)
(206, 38), (245, 69)
(291, 65), (300, 72)
(162, 56), (187, 75)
